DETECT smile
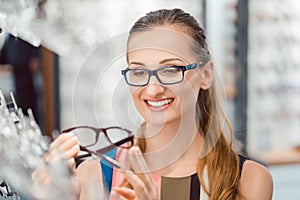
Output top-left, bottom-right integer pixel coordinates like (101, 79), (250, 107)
(145, 98), (174, 107)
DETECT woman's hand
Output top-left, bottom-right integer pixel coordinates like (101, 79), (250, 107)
(110, 146), (159, 200)
(32, 131), (80, 185)
(46, 131), (80, 172)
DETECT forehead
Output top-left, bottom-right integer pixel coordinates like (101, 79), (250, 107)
(127, 27), (198, 63)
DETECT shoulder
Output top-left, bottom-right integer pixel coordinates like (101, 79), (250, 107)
(240, 160), (273, 200)
(77, 159), (103, 184)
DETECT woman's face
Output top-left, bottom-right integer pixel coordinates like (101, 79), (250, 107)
(127, 26), (208, 126)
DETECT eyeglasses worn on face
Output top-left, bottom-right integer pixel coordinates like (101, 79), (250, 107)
(121, 61), (204, 87)
(61, 126), (134, 168)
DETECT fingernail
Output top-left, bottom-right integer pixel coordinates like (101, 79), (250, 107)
(130, 146), (140, 153)
(72, 144), (80, 152)
(65, 131), (74, 137)
(68, 158), (76, 167)
(67, 158), (74, 165)
(70, 136), (79, 143)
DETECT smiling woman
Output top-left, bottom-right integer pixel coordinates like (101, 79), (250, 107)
(34, 8), (273, 200)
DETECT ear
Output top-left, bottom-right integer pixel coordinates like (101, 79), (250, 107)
(199, 61), (214, 90)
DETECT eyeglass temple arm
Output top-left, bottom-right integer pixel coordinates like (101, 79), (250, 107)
(96, 136), (133, 154)
(79, 146), (122, 169)
(75, 146), (92, 160)
(77, 136), (131, 158)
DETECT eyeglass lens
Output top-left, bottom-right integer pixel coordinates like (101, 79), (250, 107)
(125, 66), (183, 86)
(72, 127), (131, 149)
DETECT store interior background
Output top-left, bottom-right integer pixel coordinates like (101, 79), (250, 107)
(0, 0), (299, 199)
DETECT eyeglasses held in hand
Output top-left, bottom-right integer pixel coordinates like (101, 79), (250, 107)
(61, 126), (134, 168)
(121, 61), (204, 87)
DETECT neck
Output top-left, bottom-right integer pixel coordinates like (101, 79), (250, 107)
(142, 114), (203, 176)
(144, 120), (181, 151)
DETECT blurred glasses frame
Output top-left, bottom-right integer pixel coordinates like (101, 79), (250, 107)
(0, 91), (20, 123)
(0, 190), (19, 200)
(0, 179), (20, 200)
(61, 126), (134, 168)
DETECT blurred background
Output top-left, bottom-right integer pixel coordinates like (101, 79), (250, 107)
(0, 0), (299, 199)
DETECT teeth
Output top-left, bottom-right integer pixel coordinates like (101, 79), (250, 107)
(147, 99), (173, 107)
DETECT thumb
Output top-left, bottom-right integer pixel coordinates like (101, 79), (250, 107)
(69, 177), (81, 200)
(110, 190), (127, 200)
(67, 157), (77, 174)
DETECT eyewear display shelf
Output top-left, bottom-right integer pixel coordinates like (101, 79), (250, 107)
(246, 0), (300, 165)
(234, 1), (300, 199)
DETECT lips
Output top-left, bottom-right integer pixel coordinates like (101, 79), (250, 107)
(144, 98), (174, 110)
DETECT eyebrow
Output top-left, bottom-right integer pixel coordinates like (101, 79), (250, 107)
(128, 61), (146, 66)
(129, 58), (185, 66)
(159, 58), (184, 64)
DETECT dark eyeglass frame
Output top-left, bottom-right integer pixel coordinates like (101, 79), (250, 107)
(61, 126), (134, 168)
(121, 61), (204, 87)
(0, 179), (19, 200)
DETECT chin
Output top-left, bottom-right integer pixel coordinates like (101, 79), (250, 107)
(144, 113), (180, 126)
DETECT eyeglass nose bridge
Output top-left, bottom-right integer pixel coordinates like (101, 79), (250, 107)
(147, 69), (163, 85)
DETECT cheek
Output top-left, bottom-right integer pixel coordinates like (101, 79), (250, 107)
(183, 73), (202, 95)
(130, 87), (144, 110)
(175, 76), (201, 111)
(181, 84), (199, 105)
(130, 87), (139, 102)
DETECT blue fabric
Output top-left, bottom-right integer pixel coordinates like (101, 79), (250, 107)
(100, 148), (118, 193)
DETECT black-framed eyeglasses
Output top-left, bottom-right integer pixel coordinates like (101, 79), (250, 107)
(61, 126), (134, 168)
(121, 61), (204, 87)
(0, 179), (19, 200)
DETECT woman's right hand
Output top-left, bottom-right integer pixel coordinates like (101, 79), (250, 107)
(32, 131), (80, 185)
(110, 146), (159, 200)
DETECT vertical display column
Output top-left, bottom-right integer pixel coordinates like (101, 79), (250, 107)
(247, 0), (300, 156)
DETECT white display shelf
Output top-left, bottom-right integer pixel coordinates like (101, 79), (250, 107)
(247, 0), (300, 155)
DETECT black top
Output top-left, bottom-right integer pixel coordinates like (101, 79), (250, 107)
(188, 154), (248, 199)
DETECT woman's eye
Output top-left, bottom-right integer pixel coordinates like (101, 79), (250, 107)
(132, 69), (147, 76)
(161, 67), (181, 75)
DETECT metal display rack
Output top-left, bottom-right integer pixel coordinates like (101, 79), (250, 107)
(234, 0), (248, 154)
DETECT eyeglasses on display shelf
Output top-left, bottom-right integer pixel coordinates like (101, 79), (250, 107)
(62, 126), (134, 168)
(0, 89), (76, 200)
(0, 178), (19, 200)
(248, 0), (300, 155)
(1, 88), (135, 198)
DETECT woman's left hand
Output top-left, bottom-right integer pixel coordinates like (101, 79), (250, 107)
(110, 146), (159, 200)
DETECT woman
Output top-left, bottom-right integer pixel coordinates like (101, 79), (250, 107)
(36, 8), (273, 200)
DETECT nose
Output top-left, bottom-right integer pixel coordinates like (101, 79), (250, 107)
(148, 72), (161, 84)
(144, 75), (165, 95)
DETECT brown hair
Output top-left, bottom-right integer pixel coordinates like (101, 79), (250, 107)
(129, 8), (243, 199)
